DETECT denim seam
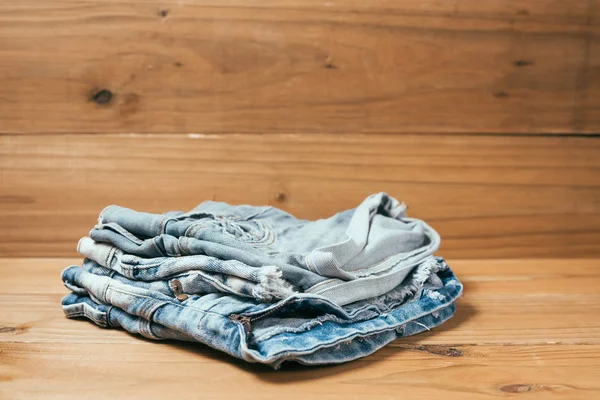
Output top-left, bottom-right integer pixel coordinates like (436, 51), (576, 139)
(98, 204), (116, 223)
(183, 223), (196, 238)
(106, 286), (228, 320)
(101, 279), (111, 304)
(149, 300), (169, 322)
(178, 238), (188, 257)
(311, 266), (411, 297)
(352, 244), (435, 276)
(139, 319), (160, 340)
(193, 224), (207, 236)
(105, 246), (116, 268)
(184, 237), (192, 255)
(106, 306), (116, 327)
(99, 223), (144, 246)
(149, 237), (167, 257)
(262, 220), (277, 245)
(147, 319), (161, 340)
(261, 220), (276, 245)
(117, 262), (144, 272)
(65, 304), (108, 327)
(187, 224), (208, 238)
(168, 273), (245, 298)
(103, 247), (111, 268)
(350, 252), (413, 274)
(304, 254), (315, 273)
(117, 261), (173, 274)
(64, 280), (87, 295)
(159, 217), (176, 236)
(303, 277), (337, 292)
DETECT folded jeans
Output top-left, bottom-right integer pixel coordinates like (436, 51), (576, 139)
(61, 258), (462, 368)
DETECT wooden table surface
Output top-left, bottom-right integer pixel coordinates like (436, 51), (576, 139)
(1, 258), (599, 399)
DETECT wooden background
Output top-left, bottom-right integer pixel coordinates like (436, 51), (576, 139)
(1, 0), (599, 258)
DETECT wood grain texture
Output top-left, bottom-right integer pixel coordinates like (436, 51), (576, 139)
(1, 258), (600, 399)
(1, 133), (599, 258)
(2, 343), (600, 400)
(0, 0), (599, 134)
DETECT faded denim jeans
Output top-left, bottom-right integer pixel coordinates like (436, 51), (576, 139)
(85, 193), (441, 306)
(61, 193), (463, 367)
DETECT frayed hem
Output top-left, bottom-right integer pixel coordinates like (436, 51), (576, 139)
(252, 265), (296, 302)
(375, 257), (444, 307)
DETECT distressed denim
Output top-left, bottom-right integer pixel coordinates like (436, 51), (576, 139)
(61, 257), (462, 368)
(78, 239), (296, 302)
(88, 193), (441, 306)
(61, 194), (463, 367)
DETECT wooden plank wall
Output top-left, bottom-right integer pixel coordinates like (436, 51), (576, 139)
(1, 1), (599, 258)
(1, 0), (599, 134)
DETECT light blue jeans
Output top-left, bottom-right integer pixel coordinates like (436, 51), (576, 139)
(61, 194), (462, 367)
(87, 193), (441, 306)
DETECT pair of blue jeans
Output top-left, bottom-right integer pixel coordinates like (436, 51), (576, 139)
(61, 193), (462, 368)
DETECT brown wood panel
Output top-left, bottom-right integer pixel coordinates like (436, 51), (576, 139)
(1, 258), (600, 399)
(1, 133), (599, 258)
(580, 22), (600, 131)
(0, 0), (598, 134)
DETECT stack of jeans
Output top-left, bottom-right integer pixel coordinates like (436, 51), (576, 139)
(61, 193), (462, 368)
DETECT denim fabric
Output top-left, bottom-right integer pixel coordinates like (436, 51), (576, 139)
(78, 239), (295, 302)
(88, 193), (441, 306)
(61, 258), (462, 368)
(61, 194), (463, 368)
